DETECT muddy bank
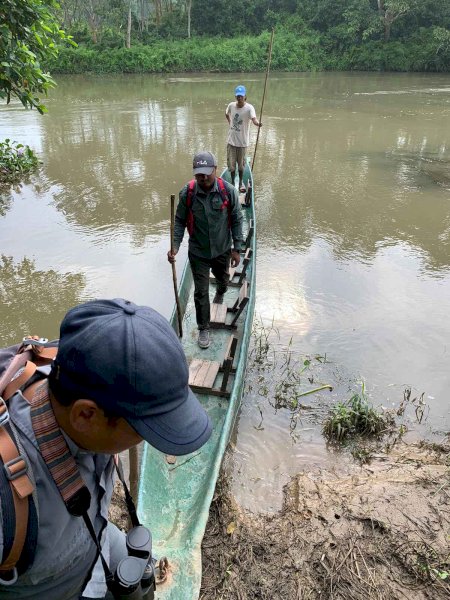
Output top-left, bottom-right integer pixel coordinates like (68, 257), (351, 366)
(200, 441), (450, 600)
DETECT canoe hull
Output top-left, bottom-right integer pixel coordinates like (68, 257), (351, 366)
(138, 160), (256, 599)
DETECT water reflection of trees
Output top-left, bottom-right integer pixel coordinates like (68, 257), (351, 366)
(0, 255), (86, 346)
(0, 193), (12, 217)
(41, 75), (229, 237)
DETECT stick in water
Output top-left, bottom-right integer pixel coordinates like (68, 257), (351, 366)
(170, 194), (183, 337)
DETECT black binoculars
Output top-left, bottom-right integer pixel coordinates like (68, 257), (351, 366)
(112, 525), (155, 600)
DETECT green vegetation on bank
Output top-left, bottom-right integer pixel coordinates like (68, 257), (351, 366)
(46, 0), (450, 73)
(48, 27), (450, 74)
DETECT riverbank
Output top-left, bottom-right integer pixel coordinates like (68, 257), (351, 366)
(47, 29), (449, 75)
(109, 439), (449, 598)
(200, 440), (449, 599)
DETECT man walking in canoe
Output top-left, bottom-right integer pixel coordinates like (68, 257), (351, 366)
(167, 151), (243, 349)
(226, 84), (262, 192)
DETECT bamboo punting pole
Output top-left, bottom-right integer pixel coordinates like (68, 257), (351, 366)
(252, 28), (275, 172)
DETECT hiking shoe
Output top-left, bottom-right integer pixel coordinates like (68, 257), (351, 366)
(213, 292), (224, 304)
(198, 329), (211, 349)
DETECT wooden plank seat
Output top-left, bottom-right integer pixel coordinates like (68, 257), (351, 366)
(189, 336), (238, 397)
(210, 280), (249, 330)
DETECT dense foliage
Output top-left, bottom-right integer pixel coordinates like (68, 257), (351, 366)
(48, 0), (450, 72)
(0, 139), (39, 184)
(0, 0), (73, 113)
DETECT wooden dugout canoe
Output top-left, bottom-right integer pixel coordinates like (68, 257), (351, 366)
(137, 159), (256, 599)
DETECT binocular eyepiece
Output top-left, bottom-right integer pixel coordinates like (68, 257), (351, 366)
(112, 525), (155, 600)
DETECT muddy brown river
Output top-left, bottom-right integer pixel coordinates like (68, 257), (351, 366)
(1, 72), (449, 512)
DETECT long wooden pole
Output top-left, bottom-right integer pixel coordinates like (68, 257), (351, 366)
(170, 194), (183, 337)
(128, 445), (139, 504)
(252, 28), (275, 172)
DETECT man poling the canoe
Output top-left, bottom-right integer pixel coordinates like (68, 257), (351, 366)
(167, 151), (244, 349)
(225, 85), (262, 193)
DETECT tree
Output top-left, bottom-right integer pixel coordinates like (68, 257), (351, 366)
(0, 0), (73, 113)
(377, 0), (419, 41)
(186, 0), (191, 39)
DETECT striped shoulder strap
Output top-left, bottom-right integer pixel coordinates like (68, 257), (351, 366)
(29, 381), (91, 516)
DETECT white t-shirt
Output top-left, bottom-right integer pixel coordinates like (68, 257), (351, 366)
(226, 102), (256, 147)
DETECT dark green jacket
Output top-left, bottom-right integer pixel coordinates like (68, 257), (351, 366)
(174, 178), (243, 259)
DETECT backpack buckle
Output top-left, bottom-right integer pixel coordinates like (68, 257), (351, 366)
(0, 567), (18, 586)
(4, 456), (28, 482)
(0, 397), (10, 427)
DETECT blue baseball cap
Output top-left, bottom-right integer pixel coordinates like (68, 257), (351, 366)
(235, 85), (246, 96)
(51, 298), (212, 455)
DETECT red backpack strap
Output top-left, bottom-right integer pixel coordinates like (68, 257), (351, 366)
(217, 177), (231, 229)
(186, 179), (196, 236)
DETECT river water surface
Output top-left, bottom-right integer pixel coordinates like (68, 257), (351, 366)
(1, 72), (449, 512)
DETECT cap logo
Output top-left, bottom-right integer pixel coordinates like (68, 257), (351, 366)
(196, 160), (208, 166)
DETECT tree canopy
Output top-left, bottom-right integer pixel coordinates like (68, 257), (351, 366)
(0, 0), (73, 113)
(57, 0), (449, 45)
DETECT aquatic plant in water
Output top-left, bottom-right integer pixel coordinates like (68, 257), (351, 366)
(323, 382), (393, 441)
(0, 139), (38, 184)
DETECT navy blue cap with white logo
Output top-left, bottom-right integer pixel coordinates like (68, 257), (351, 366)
(192, 151), (217, 176)
(52, 298), (212, 455)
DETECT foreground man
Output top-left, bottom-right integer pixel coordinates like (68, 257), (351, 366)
(0, 298), (212, 599)
(167, 151), (243, 349)
(225, 84), (261, 192)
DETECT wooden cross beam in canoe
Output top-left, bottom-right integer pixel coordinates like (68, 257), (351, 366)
(244, 219), (254, 251)
(188, 336), (238, 397)
(210, 281), (249, 330)
(239, 180), (252, 206)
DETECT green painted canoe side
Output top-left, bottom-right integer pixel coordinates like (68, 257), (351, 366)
(137, 161), (256, 599)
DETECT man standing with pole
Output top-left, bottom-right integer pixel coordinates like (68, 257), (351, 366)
(225, 85), (262, 192)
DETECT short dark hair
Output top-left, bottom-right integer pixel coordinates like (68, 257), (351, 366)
(48, 370), (119, 421)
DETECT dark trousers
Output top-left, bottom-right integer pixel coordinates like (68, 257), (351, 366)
(189, 250), (230, 330)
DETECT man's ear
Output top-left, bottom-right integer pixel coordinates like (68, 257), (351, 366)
(69, 399), (101, 433)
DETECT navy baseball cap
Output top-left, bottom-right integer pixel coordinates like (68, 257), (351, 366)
(193, 151), (217, 176)
(51, 298), (212, 455)
(235, 85), (246, 96)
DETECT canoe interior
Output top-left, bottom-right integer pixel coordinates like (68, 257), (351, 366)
(137, 160), (256, 599)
